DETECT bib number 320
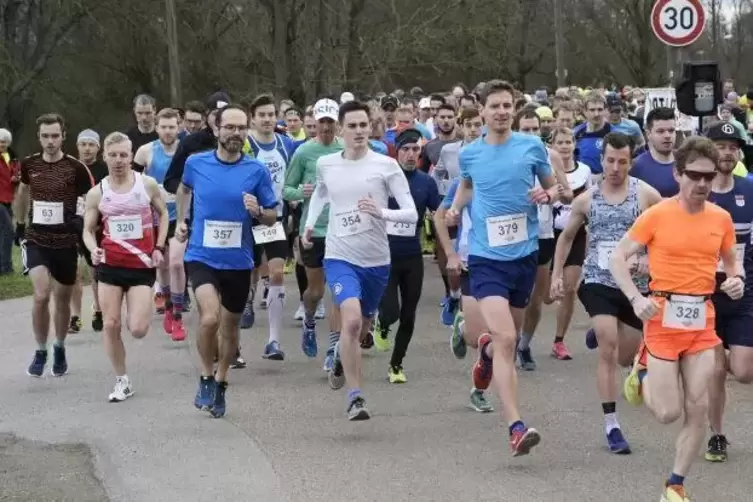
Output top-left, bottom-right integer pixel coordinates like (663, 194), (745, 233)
(109, 215), (144, 240)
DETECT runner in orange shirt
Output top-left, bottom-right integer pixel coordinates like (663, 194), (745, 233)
(608, 137), (744, 502)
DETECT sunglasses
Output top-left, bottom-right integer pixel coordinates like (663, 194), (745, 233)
(683, 170), (717, 182)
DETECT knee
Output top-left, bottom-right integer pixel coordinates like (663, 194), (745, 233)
(33, 290), (51, 305)
(269, 269), (284, 284)
(168, 258), (184, 275)
(654, 406), (683, 425)
(341, 315), (362, 338)
(104, 317), (121, 333)
(731, 366), (753, 384)
(489, 332), (515, 356)
(200, 312), (219, 332)
(711, 360), (729, 381)
(131, 325), (149, 339)
(683, 396), (709, 422)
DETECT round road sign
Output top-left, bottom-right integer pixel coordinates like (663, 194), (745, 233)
(651, 0), (706, 47)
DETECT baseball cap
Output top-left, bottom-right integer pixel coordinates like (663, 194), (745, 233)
(535, 106), (554, 121)
(418, 97), (431, 109)
(77, 129), (100, 146)
(340, 92), (355, 104)
(313, 98), (339, 121)
(206, 91), (231, 112)
(395, 128), (423, 149)
(381, 95), (399, 110)
(706, 121), (746, 148)
(606, 94), (623, 111)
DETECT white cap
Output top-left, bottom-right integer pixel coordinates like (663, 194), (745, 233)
(313, 99), (339, 121)
(419, 97), (431, 109)
(340, 92), (355, 104)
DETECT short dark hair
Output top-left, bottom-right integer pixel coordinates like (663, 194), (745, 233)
(675, 136), (719, 174)
(437, 103), (456, 115)
(646, 107), (675, 130)
(458, 107), (481, 125)
(184, 100), (206, 116)
(250, 94), (276, 117)
(600, 132), (634, 157)
(338, 100), (371, 123)
(460, 95), (477, 105)
(215, 104), (248, 127)
(480, 80), (516, 106)
(513, 109), (539, 131)
(400, 97), (417, 109)
(36, 113), (66, 132)
(285, 107), (303, 118)
(429, 94), (446, 105)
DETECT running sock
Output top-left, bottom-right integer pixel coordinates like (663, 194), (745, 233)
(638, 369), (648, 383)
(449, 288), (461, 300)
(295, 264), (308, 300)
(440, 273), (450, 297)
(304, 308), (316, 326)
(171, 292), (184, 316)
(554, 335), (564, 344)
(518, 332), (533, 350)
(53, 339), (64, 348)
(38, 343), (47, 351)
(668, 473), (685, 486)
(116, 374), (129, 383)
(161, 285), (171, 309)
(329, 331), (340, 352)
(509, 420), (526, 435)
(267, 285), (285, 343)
(602, 402), (619, 434)
(347, 388), (362, 403)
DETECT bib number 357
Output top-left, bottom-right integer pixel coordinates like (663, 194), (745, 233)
(486, 213), (527, 247)
(203, 220), (242, 248)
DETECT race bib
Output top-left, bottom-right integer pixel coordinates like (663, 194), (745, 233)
(109, 215), (143, 240)
(486, 213), (527, 247)
(160, 185), (176, 204)
(76, 197), (85, 217)
(538, 204), (552, 223)
(335, 208), (371, 237)
(387, 221), (417, 237)
(437, 179), (452, 195)
(252, 221), (285, 244)
(716, 243), (746, 273)
(661, 295), (706, 330)
(203, 220), (242, 248)
(32, 201), (64, 225)
(597, 241), (640, 270)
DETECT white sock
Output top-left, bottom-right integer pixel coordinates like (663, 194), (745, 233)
(604, 412), (619, 434)
(117, 374), (129, 384)
(267, 285), (285, 344)
(449, 289), (461, 299)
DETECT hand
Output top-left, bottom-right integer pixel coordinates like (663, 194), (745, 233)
(13, 223), (25, 246)
(550, 274), (565, 300)
(301, 227), (314, 249)
(151, 249), (164, 268)
(175, 222), (188, 243)
(301, 184), (315, 198)
(446, 253), (465, 276)
(632, 296), (659, 322)
(720, 276), (745, 300)
(91, 247), (104, 265)
(445, 208), (460, 227)
(357, 196), (382, 218)
(243, 192), (260, 216)
(528, 186), (550, 205)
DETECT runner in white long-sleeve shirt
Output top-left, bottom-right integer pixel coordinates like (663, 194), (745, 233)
(301, 100), (418, 420)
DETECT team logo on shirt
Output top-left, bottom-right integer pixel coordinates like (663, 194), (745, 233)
(736, 195), (745, 207)
(722, 123), (735, 135)
(333, 283), (343, 295)
(595, 139), (603, 150)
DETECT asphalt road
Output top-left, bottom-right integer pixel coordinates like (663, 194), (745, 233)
(0, 260), (751, 502)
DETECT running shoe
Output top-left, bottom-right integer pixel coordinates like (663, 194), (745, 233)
(328, 341), (345, 390)
(623, 344), (647, 406)
(68, 316), (82, 334)
(360, 331), (374, 350)
(388, 365), (406, 384)
(315, 301), (326, 320)
(27, 350), (47, 378)
(705, 434), (729, 462)
(210, 381), (228, 418)
(323, 348), (335, 372)
(260, 286), (269, 310)
(194, 376), (215, 411)
(347, 396), (370, 421)
(240, 301), (255, 329)
(509, 426), (541, 457)
(472, 334), (493, 390)
(163, 308), (174, 335)
(108, 377), (134, 403)
(450, 312), (466, 359)
(661, 484), (689, 502)
(51, 345), (68, 377)
(517, 347), (536, 371)
(585, 328), (598, 349)
(263, 341), (285, 361)
(154, 292), (166, 314)
(284, 259), (294, 274)
(293, 303), (305, 321)
(469, 388), (493, 413)
(373, 318), (392, 352)
(91, 311), (104, 332)
(302, 321), (318, 357)
(606, 428), (631, 454)
(170, 315), (186, 342)
(551, 341), (572, 360)
(441, 296), (460, 326)
(230, 348), (247, 369)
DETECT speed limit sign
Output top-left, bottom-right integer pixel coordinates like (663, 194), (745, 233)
(651, 0), (706, 47)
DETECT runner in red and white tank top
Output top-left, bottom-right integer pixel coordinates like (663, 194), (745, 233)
(100, 172), (156, 268)
(81, 132), (169, 404)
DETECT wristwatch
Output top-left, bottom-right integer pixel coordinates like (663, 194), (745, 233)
(155, 245), (166, 254)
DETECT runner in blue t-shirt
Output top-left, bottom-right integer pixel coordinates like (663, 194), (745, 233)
(174, 105), (277, 419)
(447, 80), (562, 458)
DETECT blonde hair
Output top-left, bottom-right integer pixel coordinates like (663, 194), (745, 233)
(103, 131), (132, 151)
(156, 108), (180, 123)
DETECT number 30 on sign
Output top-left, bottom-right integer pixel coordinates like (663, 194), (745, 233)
(651, 0), (706, 48)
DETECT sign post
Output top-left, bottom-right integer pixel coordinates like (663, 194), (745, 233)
(651, 0), (706, 47)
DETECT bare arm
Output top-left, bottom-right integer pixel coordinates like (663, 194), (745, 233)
(637, 180), (662, 210)
(548, 149), (573, 203)
(450, 178), (473, 213)
(609, 236), (648, 303)
(551, 191), (590, 280)
(433, 205), (456, 259)
(133, 143), (151, 173)
(144, 177), (168, 248)
(12, 182), (29, 224)
(256, 207), (277, 227)
(175, 182), (192, 223)
(82, 186), (102, 253)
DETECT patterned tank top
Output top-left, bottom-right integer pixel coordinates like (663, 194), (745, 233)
(583, 177), (648, 291)
(99, 172), (155, 269)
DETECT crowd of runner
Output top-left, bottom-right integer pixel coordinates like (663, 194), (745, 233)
(2, 79), (753, 502)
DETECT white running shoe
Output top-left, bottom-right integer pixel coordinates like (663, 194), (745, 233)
(108, 377), (134, 403)
(315, 301), (326, 320)
(294, 303), (305, 321)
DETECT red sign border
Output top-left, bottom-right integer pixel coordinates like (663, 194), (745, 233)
(651, 0), (706, 47)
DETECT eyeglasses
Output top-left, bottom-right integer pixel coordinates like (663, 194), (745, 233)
(683, 170), (717, 182)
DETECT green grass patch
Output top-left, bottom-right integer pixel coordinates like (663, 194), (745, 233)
(0, 247), (91, 301)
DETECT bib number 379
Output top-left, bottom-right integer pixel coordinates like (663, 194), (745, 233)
(486, 213), (527, 247)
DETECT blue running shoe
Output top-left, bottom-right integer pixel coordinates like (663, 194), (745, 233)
(302, 321), (318, 358)
(323, 349), (334, 372)
(441, 297), (460, 326)
(27, 350), (47, 378)
(210, 381), (227, 418)
(194, 376), (215, 411)
(607, 428), (631, 454)
(439, 295), (449, 308)
(263, 341), (285, 361)
(51, 345), (68, 377)
(517, 348), (536, 371)
(240, 302), (255, 329)
(586, 328), (598, 349)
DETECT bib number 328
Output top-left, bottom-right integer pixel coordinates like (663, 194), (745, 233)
(661, 295), (706, 330)
(486, 213), (527, 247)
